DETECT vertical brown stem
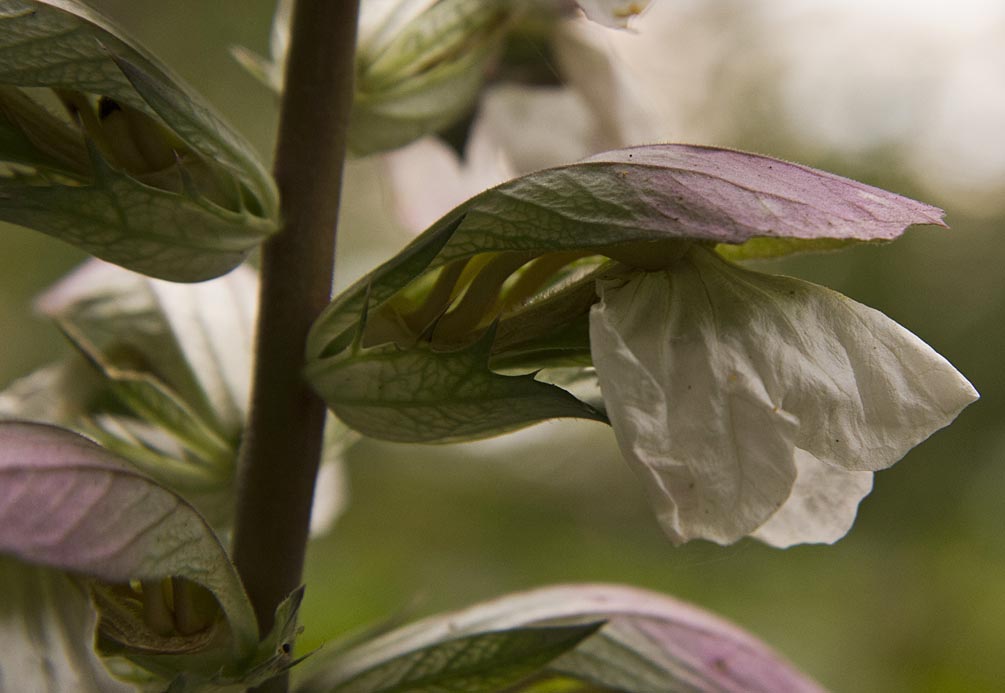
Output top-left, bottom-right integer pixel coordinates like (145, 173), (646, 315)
(231, 3), (360, 688)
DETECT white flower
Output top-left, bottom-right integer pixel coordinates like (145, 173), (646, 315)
(589, 247), (978, 547)
(575, 0), (651, 29)
(383, 114), (515, 233)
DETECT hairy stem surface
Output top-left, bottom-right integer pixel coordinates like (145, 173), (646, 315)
(231, 0), (360, 679)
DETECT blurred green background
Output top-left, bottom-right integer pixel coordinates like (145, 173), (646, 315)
(1, 2), (1001, 691)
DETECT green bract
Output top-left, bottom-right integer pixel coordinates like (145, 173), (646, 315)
(299, 583), (826, 693)
(235, 0), (519, 157)
(0, 422), (311, 691)
(306, 144), (947, 444)
(0, 0), (278, 281)
(317, 622), (604, 693)
(0, 422), (259, 658)
(351, 0), (517, 155)
(0, 261), (257, 529)
(0, 259), (355, 537)
(308, 325), (603, 445)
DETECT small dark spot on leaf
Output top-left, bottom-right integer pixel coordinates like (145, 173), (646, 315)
(280, 642), (292, 655)
(98, 97), (123, 120)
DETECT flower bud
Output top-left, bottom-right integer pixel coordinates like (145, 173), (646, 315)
(351, 0), (518, 154)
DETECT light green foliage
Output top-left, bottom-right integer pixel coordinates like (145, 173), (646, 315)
(300, 622), (603, 693)
(351, 0), (517, 155)
(0, 262), (256, 528)
(234, 0), (522, 156)
(0, 0), (278, 280)
(307, 326), (604, 444)
(120, 588), (306, 693)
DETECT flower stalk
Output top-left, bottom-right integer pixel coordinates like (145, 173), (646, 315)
(230, 0), (360, 675)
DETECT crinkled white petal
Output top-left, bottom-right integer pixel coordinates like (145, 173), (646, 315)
(753, 449), (874, 548)
(590, 264), (800, 545)
(576, 0), (651, 29)
(682, 248), (979, 473)
(589, 248), (978, 545)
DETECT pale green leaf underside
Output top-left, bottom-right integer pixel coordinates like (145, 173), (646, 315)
(306, 333), (605, 444)
(60, 319), (233, 467)
(0, 0), (276, 211)
(350, 26), (496, 157)
(0, 157), (273, 280)
(0, 0), (278, 280)
(302, 622), (604, 693)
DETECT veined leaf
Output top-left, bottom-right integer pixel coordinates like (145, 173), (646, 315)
(0, 153), (275, 281)
(299, 584), (825, 693)
(0, 422), (258, 658)
(235, 0), (516, 157)
(0, 0), (278, 280)
(58, 318), (233, 469)
(308, 144), (946, 359)
(306, 329), (604, 444)
(300, 622), (604, 693)
(37, 259), (258, 438)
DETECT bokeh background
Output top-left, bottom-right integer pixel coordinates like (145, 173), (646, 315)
(1, 1), (1002, 690)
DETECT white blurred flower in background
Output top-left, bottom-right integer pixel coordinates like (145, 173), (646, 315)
(385, 0), (1005, 220)
(764, 0), (1005, 213)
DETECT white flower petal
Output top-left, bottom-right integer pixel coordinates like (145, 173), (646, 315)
(576, 0), (651, 29)
(310, 415), (358, 537)
(147, 267), (258, 432)
(590, 267), (801, 545)
(590, 248), (978, 545)
(681, 248), (979, 473)
(753, 449), (874, 548)
(384, 115), (514, 233)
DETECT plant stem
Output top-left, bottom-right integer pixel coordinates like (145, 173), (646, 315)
(231, 0), (359, 671)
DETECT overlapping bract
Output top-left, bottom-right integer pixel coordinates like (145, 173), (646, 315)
(0, 0), (278, 280)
